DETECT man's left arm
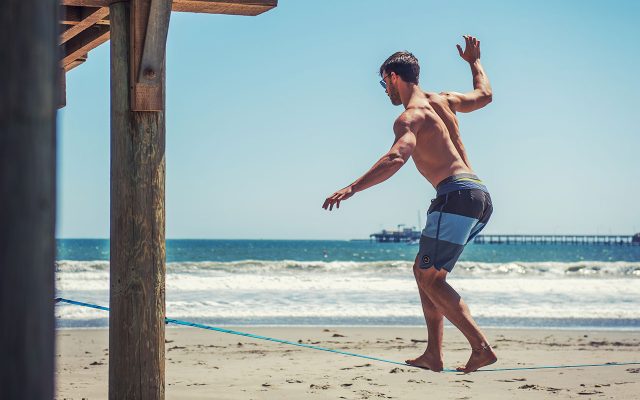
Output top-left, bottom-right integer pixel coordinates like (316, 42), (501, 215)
(322, 115), (417, 211)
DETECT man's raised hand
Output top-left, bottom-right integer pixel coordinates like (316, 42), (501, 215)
(457, 35), (481, 64)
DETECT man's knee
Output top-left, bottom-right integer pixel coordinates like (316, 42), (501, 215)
(414, 264), (446, 289)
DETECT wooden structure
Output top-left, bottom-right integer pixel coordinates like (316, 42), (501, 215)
(58, 0), (277, 107)
(0, 1), (58, 398)
(473, 234), (637, 246)
(2, 0), (276, 398)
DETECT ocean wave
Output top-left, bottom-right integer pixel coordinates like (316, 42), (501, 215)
(55, 259), (640, 277)
(54, 298), (640, 320)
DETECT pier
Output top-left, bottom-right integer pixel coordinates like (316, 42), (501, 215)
(473, 234), (639, 245)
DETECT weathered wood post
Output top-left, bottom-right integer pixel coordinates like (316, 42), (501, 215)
(0, 0), (58, 398)
(109, 1), (167, 398)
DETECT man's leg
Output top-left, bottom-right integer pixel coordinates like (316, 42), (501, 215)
(415, 266), (497, 372)
(405, 260), (444, 371)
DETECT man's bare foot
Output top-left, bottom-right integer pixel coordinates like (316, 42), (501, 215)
(456, 344), (497, 373)
(405, 351), (444, 372)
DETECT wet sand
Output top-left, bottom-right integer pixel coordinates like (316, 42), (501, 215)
(56, 327), (640, 399)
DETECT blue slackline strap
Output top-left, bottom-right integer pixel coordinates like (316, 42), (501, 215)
(55, 297), (640, 373)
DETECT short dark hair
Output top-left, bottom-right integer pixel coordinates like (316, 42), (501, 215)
(379, 51), (420, 84)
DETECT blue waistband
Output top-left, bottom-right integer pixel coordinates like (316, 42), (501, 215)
(435, 173), (488, 196)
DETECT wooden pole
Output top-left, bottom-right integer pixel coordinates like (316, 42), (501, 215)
(109, 2), (166, 398)
(0, 0), (58, 398)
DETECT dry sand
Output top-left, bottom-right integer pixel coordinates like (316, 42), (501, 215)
(56, 326), (640, 399)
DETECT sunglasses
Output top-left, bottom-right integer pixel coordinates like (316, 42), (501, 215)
(379, 73), (392, 89)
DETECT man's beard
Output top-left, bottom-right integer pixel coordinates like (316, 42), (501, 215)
(388, 85), (402, 105)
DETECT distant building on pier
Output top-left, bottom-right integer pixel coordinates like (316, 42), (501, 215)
(370, 225), (421, 243)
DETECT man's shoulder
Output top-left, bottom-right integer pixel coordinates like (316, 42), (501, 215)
(394, 105), (436, 134)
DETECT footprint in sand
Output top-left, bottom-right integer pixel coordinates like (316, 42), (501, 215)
(309, 384), (331, 390)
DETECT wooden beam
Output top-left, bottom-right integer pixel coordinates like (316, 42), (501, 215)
(171, 0), (276, 15)
(64, 53), (88, 71)
(61, 0), (277, 15)
(60, 7), (110, 44)
(109, 2), (166, 398)
(130, 0), (172, 110)
(61, 5), (110, 25)
(61, 24), (110, 68)
(0, 0), (57, 397)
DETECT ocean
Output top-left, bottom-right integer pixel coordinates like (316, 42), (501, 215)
(55, 239), (640, 330)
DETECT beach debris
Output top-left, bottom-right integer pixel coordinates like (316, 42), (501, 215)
(261, 383), (271, 387)
(389, 367), (405, 373)
(332, 333), (346, 337)
(410, 339), (428, 343)
(89, 361), (104, 366)
(340, 383), (353, 387)
(309, 383), (330, 390)
(167, 345), (186, 351)
(286, 379), (303, 384)
(517, 384), (562, 392)
(355, 363), (372, 368)
(496, 378), (526, 382)
(626, 368), (640, 373)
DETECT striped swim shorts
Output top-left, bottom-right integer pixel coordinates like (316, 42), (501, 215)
(418, 173), (493, 272)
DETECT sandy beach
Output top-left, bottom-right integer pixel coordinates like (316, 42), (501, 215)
(55, 326), (639, 399)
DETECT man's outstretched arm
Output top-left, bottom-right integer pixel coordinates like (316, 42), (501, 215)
(322, 114), (417, 211)
(442, 35), (492, 113)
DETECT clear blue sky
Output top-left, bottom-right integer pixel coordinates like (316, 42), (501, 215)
(57, 0), (640, 239)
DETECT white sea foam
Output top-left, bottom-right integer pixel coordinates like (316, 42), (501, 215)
(55, 259), (640, 276)
(55, 259), (640, 325)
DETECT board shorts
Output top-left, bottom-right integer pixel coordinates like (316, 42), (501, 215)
(417, 173), (493, 272)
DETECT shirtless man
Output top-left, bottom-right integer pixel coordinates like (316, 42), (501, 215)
(322, 35), (496, 373)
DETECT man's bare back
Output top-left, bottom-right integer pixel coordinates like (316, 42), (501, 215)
(426, 92), (472, 169)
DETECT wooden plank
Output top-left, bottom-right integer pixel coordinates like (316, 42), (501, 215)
(0, 0), (57, 398)
(64, 54), (88, 71)
(61, 5), (109, 24)
(109, 2), (166, 399)
(172, 0), (276, 15)
(61, 6), (84, 24)
(129, 0), (166, 111)
(61, 0), (277, 15)
(61, 24), (110, 67)
(137, 0), (171, 85)
(60, 7), (109, 44)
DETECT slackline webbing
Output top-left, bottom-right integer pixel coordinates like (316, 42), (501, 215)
(55, 297), (640, 373)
